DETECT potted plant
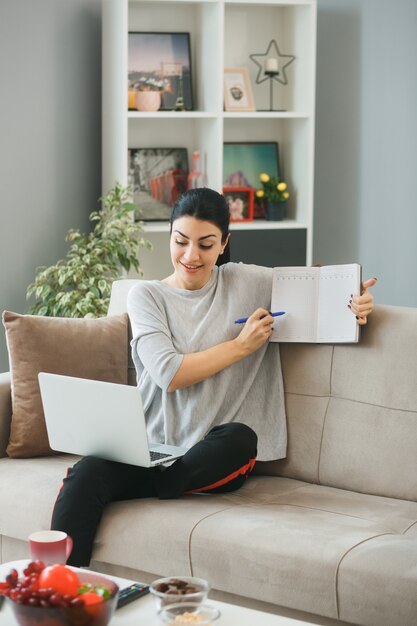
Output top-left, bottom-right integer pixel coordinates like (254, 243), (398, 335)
(255, 173), (290, 221)
(26, 182), (152, 318)
(130, 77), (168, 112)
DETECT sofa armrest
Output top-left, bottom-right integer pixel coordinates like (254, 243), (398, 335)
(0, 372), (11, 458)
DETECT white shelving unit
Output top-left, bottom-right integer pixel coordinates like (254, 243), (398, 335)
(102, 0), (317, 277)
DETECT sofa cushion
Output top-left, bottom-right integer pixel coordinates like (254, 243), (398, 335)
(2, 311), (129, 458)
(188, 477), (417, 624)
(259, 306), (417, 502)
(337, 534), (417, 626)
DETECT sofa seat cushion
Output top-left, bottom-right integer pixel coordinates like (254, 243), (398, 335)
(337, 533), (417, 626)
(92, 476), (310, 574)
(187, 476), (417, 624)
(0, 455), (80, 540)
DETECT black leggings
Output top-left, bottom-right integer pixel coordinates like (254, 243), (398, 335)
(51, 422), (257, 566)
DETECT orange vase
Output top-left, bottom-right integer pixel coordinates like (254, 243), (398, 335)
(128, 89), (137, 110)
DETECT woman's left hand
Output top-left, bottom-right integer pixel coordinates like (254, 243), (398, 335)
(349, 278), (377, 326)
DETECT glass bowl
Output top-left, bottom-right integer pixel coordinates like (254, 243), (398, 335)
(5, 571), (119, 626)
(158, 602), (221, 625)
(150, 576), (209, 611)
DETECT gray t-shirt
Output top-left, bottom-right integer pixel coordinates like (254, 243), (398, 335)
(127, 262), (286, 461)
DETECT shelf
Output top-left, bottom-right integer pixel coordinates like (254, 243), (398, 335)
(223, 111), (310, 119)
(128, 111), (219, 119)
(226, 1), (313, 6)
(128, 111), (310, 120)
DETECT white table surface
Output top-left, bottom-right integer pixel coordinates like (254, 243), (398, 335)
(0, 560), (313, 626)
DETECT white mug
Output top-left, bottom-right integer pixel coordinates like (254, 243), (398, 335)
(28, 530), (73, 565)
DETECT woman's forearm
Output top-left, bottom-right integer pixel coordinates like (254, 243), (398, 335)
(167, 340), (249, 392)
(167, 308), (274, 392)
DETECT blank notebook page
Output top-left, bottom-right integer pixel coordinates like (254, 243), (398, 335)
(318, 264), (360, 342)
(270, 268), (319, 342)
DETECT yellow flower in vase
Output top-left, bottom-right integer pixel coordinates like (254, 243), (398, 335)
(256, 172), (291, 221)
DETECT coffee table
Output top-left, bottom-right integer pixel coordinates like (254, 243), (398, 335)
(0, 560), (312, 625)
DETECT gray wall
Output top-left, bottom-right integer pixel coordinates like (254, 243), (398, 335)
(1, 0), (416, 371)
(0, 0), (101, 371)
(314, 0), (417, 307)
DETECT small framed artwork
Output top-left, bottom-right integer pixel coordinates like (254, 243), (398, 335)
(223, 142), (280, 218)
(223, 187), (254, 222)
(128, 147), (189, 221)
(224, 68), (255, 112)
(128, 32), (193, 111)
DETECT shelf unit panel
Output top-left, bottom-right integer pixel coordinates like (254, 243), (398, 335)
(223, 117), (313, 226)
(128, 116), (222, 190)
(224, 3), (315, 113)
(128, 1), (222, 112)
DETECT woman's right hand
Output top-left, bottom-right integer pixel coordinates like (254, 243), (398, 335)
(235, 308), (274, 355)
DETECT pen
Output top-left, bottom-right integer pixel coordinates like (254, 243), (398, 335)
(234, 311), (286, 324)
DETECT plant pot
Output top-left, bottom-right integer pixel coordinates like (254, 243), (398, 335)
(265, 201), (286, 221)
(135, 90), (161, 112)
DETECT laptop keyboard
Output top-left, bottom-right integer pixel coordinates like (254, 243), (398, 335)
(150, 450), (172, 462)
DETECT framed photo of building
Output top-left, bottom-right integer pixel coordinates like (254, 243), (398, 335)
(128, 32), (193, 111)
(128, 147), (189, 221)
(223, 142), (280, 218)
(223, 187), (254, 222)
(224, 68), (255, 112)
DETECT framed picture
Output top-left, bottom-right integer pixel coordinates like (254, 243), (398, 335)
(224, 68), (255, 112)
(128, 32), (193, 111)
(223, 142), (280, 218)
(128, 148), (189, 221)
(223, 187), (254, 222)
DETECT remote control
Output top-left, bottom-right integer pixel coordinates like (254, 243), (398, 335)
(116, 583), (150, 609)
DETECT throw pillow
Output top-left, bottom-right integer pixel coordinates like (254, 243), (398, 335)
(2, 311), (129, 458)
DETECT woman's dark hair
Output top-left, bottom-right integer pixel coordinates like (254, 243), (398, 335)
(170, 188), (231, 265)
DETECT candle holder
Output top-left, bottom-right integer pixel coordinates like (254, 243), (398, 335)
(249, 39), (296, 112)
(264, 69), (280, 111)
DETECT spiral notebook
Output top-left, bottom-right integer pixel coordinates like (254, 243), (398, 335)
(270, 264), (362, 343)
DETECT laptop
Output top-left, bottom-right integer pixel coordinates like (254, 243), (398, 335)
(38, 372), (188, 467)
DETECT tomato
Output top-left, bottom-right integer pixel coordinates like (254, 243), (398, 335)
(38, 565), (80, 596)
(80, 591), (104, 605)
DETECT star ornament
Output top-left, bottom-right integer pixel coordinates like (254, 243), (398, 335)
(249, 39), (296, 86)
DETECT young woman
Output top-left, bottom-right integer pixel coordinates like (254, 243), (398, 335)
(51, 188), (376, 566)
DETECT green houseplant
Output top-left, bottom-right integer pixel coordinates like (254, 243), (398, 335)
(26, 182), (152, 318)
(255, 172), (290, 221)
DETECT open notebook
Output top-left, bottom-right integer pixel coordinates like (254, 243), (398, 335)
(270, 264), (362, 343)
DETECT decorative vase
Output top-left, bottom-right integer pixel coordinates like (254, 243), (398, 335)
(136, 90), (161, 112)
(187, 151), (204, 189)
(265, 201), (286, 221)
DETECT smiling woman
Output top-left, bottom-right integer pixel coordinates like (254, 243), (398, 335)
(50, 187), (376, 569)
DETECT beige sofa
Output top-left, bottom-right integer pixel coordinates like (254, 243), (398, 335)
(1, 279), (416, 626)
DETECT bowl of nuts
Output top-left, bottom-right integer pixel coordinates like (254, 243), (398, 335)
(150, 576), (209, 611)
(158, 602), (221, 625)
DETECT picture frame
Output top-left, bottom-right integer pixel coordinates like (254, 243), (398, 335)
(128, 32), (193, 111)
(223, 142), (280, 218)
(223, 68), (255, 112)
(223, 187), (254, 222)
(128, 148), (189, 221)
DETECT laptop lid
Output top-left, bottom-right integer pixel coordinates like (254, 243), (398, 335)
(38, 373), (186, 467)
